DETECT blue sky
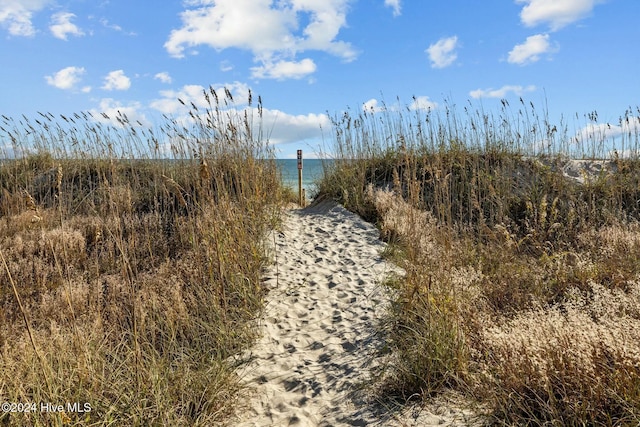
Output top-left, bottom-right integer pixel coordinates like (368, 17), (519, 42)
(1, 0), (639, 158)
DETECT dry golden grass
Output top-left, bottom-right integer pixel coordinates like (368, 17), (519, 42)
(317, 100), (640, 425)
(480, 280), (640, 424)
(0, 88), (286, 426)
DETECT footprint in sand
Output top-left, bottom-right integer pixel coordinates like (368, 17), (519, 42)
(233, 200), (480, 427)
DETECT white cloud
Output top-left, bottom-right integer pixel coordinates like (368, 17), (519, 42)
(469, 84), (536, 99)
(385, 0), (401, 17)
(251, 58), (317, 80)
(149, 81), (328, 146)
(426, 36), (459, 69)
(154, 72), (172, 84)
(260, 108), (330, 145)
(90, 98), (149, 127)
(100, 18), (121, 32)
(516, 0), (602, 31)
(573, 122), (619, 143)
(0, 0), (52, 36)
(165, 0), (293, 58)
(150, 85), (207, 115)
(362, 98), (383, 113)
(363, 96), (437, 113)
(507, 33), (555, 65)
(150, 82), (252, 115)
(220, 60), (233, 72)
(49, 11), (84, 40)
(164, 0), (355, 80)
(572, 120), (640, 145)
(45, 66), (86, 90)
(99, 18), (136, 36)
(410, 96), (437, 111)
(621, 117), (640, 135)
(102, 70), (131, 91)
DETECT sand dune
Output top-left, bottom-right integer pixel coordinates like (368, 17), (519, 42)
(526, 156), (620, 184)
(233, 199), (477, 426)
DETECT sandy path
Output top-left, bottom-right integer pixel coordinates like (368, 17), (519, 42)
(234, 200), (476, 426)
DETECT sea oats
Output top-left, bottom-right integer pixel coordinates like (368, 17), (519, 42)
(24, 190), (37, 212)
(0, 89), (283, 425)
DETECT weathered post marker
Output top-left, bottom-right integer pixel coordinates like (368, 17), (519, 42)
(297, 149), (303, 206)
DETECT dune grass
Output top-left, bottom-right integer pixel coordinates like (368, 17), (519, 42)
(0, 88), (286, 426)
(316, 98), (640, 425)
(4, 89), (640, 425)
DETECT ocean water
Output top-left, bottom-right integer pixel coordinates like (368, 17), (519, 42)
(276, 159), (328, 195)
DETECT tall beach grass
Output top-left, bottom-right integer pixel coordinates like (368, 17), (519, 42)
(317, 98), (640, 425)
(0, 88), (285, 426)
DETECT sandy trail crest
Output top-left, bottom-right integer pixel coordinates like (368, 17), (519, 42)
(234, 200), (475, 426)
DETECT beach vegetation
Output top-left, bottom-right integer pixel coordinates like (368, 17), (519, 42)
(0, 88), (285, 426)
(316, 98), (640, 425)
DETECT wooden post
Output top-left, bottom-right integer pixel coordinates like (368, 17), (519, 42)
(297, 149), (303, 206)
